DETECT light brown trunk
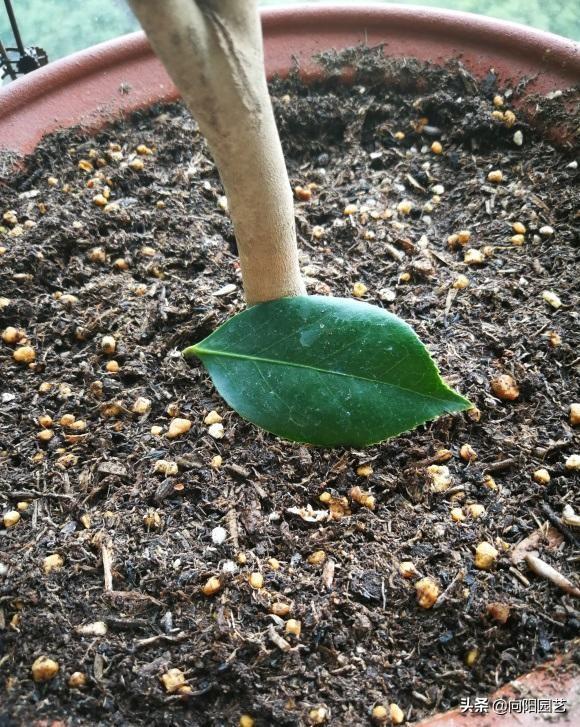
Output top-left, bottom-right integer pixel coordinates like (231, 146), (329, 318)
(128, 0), (305, 304)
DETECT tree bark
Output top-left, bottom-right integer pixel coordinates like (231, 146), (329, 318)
(128, 0), (305, 304)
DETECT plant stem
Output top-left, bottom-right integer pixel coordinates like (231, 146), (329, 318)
(128, 0), (305, 304)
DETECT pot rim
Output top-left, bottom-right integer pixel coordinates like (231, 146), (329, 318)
(0, 3), (578, 155)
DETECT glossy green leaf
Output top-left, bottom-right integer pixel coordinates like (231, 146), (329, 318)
(183, 295), (470, 447)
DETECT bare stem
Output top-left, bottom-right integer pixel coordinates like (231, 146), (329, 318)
(129, 0), (305, 304)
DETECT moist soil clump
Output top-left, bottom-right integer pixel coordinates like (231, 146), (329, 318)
(1, 53), (579, 726)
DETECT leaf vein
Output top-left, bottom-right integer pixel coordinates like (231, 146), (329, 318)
(194, 347), (457, 405)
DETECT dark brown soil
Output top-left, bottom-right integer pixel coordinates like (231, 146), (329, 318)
(1, 53), (579, 726)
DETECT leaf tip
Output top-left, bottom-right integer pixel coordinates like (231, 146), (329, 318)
(448, 390), (473, 413)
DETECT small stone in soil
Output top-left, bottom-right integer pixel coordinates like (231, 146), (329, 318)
(31, 656), (59, 682)
(491, 374), (519, 401)
(475, 542), (499, 570)
(43, 554), (64, 574)
(542, 290), (562, 309)
(208, 422), (225, 439)
(204, 410), (223, 425)
(13, 345), (35, 364)
(415, 577), (440, 608)
(533, 468), (551, 485)
(68, 671), (87, 689)
(286, 619), (302, 637)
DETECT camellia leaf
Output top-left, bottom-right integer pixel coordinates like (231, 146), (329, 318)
(183, 296), (470, 447)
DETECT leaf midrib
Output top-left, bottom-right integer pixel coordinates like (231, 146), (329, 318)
(189, 345), (459, 405)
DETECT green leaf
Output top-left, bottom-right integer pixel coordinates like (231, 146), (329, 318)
(183, 296), (470, 447)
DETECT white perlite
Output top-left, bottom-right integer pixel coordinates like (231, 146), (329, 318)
(211, 526), (228, 545)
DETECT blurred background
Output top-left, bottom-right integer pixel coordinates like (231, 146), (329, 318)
(1, 0), (578, 67)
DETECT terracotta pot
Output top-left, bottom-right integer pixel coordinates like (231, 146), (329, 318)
(0, 5), (577, 725)
(0, 4), (578, 155)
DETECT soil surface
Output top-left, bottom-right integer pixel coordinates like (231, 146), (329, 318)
(1, 53), (579, 726)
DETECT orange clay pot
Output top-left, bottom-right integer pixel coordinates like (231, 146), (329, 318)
(0, 5), (578, 725)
